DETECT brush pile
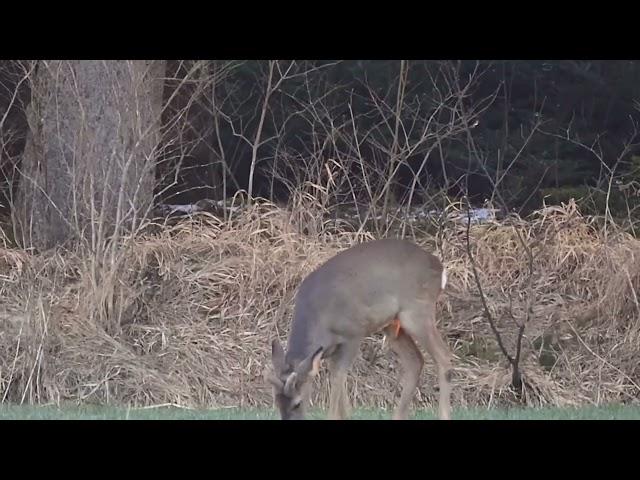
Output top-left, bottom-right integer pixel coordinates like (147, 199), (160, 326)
(1, 199), (638, 409)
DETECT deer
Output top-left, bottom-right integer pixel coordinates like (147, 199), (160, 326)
(265, 238), (454, 420)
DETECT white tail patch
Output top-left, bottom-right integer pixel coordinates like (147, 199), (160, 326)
(441, 267), (447, 290)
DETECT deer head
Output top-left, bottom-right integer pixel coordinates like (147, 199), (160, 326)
(265, 339), (323, 420)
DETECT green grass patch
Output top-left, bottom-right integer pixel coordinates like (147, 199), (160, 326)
(0, 403), (638, 420)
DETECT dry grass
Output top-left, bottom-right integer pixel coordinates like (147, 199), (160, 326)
(0, 198), (639, 411)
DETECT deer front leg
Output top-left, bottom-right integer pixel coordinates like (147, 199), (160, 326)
(326, 340), (359, 420)
(328, 370), (349, 419)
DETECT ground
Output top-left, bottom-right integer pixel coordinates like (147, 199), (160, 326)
(0, 404), (638, 420)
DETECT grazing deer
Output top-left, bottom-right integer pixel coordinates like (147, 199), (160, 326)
(266, 238), (454, 420)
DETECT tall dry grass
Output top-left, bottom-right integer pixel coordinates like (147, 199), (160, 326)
(0, 198), (639, 410)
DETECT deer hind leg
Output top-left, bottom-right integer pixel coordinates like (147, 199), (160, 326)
(399, 306), (454, 420)
(326, 340), (359, 420)
(384, 324), (424, 420)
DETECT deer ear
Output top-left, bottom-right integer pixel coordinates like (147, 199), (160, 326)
(283, 372), (298, 396)
(263, 367), (283, 390)
(296, 346), (324, 378)
(309, 347), (324, 377)
(271, 338), (286, 373)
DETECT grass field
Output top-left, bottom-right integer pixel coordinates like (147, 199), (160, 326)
(0, 404), (638, 420)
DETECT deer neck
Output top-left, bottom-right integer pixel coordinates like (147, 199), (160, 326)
(285, 306), (323, 368)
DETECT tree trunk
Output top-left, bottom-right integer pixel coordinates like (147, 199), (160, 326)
(14, 60), (166, 251)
